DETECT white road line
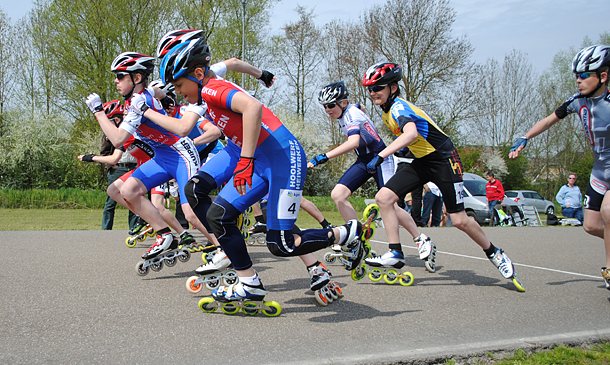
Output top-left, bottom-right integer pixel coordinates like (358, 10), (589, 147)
(369, 239), (601, 280)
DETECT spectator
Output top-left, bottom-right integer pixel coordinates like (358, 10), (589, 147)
(404, 192), (413, 214)
(556, 173), (583, 222)
(421, 182), (443, 227)
(485, 172), (505, 222)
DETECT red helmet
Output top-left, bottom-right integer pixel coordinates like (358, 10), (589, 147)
(156, 29), (205, 59)
(362, 62), (402, 86)
(103, 100), (124, 118)
(110, 52), (155, 75)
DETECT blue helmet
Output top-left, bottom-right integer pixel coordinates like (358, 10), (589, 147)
(160, 38), (211, 85)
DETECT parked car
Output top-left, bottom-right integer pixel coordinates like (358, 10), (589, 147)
(462, 173), (521, 225)
(505, 190), (555, 215)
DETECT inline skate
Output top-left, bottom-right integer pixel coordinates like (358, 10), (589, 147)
(309, 263), (343, 306)
(246, 221), (267, 245)
(414, 233), (437, 273)
(488, 246), (525, 292)
(187, 249), (238, 293)
(198, 279), (282, 316)
(324, 204), (378, 264)
(135, 233), (191, 276)
(125, 223), (155, 248)
(602, 267), (610, 290)
(362, 249), (414, 286)
(237, 206), (254, 242)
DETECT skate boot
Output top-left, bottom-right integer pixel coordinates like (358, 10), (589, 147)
(337, 219), (365, 271)
(488, 246), (524, 292)
(178, 231), (198, 252)
(125, 220), (155, 248)
(247, 222), (267, 245)
(309, 263), (343, 306)
(135, 232), (191, 276)
(414, 233), (437, 273)
(198, 278), (282, 316)
(361, 249), (414, 286)
(186, 250), (237, 293)
(129, 216), (147, 235)
(602, 267), (610, 291)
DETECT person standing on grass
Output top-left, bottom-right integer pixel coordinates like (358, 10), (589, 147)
(556, 173), (583, 223)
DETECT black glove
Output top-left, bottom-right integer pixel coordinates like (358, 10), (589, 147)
(82, 154), (95, 162)
(258, 70), (274, 88)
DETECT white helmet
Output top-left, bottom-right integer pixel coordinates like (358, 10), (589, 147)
(572, 45), (610, 73)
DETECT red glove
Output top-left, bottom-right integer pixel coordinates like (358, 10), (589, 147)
(233, 156), (255, 194)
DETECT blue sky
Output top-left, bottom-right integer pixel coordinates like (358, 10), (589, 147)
(2, 0), (610, 72)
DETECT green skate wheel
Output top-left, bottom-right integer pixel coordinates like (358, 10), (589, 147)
(368, 268), (383, 282)
(363, 203), (380, 222)
(221, 303), (240, 315)
(362, 226), (375, 243)
(262, 301), (282, 317)
(512, 275), (525, 292)
(198, 297), (217, 313)
(384, 269), (398, 284)
(351, 263), (367, 281)
(186, 276), (203, 294)
(135, 261), (149, 276)
(323, 252), (336, 264)
(399, 271), (414, 286)
(242, 302), (259, 315)
(126, 237), (137, 248)
(146, 229), (156, 238)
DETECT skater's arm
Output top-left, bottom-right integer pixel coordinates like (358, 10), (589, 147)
(222, 58), (275, 88)
(326, 135), (360, 159)
(509, 113), (560, 159)
(78, 149), (124, 165)
(95, 112), (132, 148)
(192, 122), (222, 146)
(378, 123), (418, 159)
(142, 104), (200, 137)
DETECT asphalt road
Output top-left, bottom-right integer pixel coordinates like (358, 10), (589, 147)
(1, 226), (609, 364)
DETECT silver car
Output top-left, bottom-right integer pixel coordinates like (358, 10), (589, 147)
(505, 190), (555, 215)
(462, 173), (520, 225)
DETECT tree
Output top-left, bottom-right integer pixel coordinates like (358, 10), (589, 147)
(0, 9), (13, 137)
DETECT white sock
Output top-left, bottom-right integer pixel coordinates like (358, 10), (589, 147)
(337, 226), (347, 245)
(240, 273), (260, 286)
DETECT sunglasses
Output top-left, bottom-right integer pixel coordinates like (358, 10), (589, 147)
(323, 102), (337, 110)
(575, 72), (594, 80)
(115, 72), (130, 81)
(367, 84), (387, 93)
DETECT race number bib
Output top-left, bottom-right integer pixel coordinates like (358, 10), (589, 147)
(277, 189), (303, 220)
(454, 182), (465, 204)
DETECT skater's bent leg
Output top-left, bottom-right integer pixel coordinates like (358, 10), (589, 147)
(207, 197), (252, 271)
(182, 202), (220, 246)
(152, 193), (184, 233)
(266, 228), (334, 257)
(107, 180), (131, 211)
(376, 187), (401, 244)
(185, 172), (217, 232)
(300, 197), (327, 223)
(450, 211), (491, 250)
(121, 177), (167, 231)
(583, 209), (604, 239)
(396, 203), (421, 238)
(331, 184), (358, 222)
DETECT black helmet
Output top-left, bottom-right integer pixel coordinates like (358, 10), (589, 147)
(318, 81), (349, 105)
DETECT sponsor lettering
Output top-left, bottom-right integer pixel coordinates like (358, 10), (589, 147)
(579, 105), (594, 146)
(363, 122), (381, 142)
(217, 114), (230, 130)
(201, 87), (218, 97)
(180, 139), (198, 163)
(289, 140), (303, 189)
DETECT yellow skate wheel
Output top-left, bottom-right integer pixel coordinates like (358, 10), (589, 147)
(399, 271), (414, 286)
(198, 297), (217, 313)
(384, 269), (399, 284)
(135, 261), (149, 276)
(368, 268), (383, 282)
(512, 275), (525, 292)
(363, 203), (380, 222)
(351, 263), (367, 281)
(242, 302), (259, 315)
(136, 235), (146, 243)
(221, 303), (240, 315)
(126, 237), (137, 248)
(362, 226), (376, 243)
(262, 301), (282, 317)
(186, 276), (202, 294)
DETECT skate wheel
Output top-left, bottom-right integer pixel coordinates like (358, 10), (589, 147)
(223, 271), (239, 286)
(362, 226), (375, 243)
(165, 256), (177, 267)
(135, 261), (149, 276)
(351, 263), (367, 281)
(369, 268), (383, 282)
(363, 203), (380, 222)
(424, 258), (436, 273)
(198, 297), (217, 313)
(384, 269), (399, 284)
(150, 260), (164, 272)
(327, 285), (339, 300)
(177, 249), (190, 263)
(186, 276), (203, 294)
(147, 229), (156, 238)
(246, 238), (255, 245)
(242, 302), (259, 315)
(369, 250), (378, 258)
(323, 252), (336, 264)
(205, 276), (221, 290)
(314, 289), (329, 306)
(202, 252), (210, 264)
(399, 271), (414, 286)
(221, 302), (240, 315)
(262, 301), (282, 317)
(137, 235), (147, 243)
(512, 275), (525, 292)
(256, 236), (266, 245)
(126, 237), (137, 248)
(330, 282), (343, 298)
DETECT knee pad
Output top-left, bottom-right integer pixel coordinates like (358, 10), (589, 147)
(207, 197), (241, 239)
(184, 173), (217, 209)
(266, 229), (296, 257)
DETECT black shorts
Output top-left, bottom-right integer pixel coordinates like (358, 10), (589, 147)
(384, 147), (465, 213)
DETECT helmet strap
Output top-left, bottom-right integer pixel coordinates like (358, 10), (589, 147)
(122, 74), (137, 101)
(338, 99), (348, 119)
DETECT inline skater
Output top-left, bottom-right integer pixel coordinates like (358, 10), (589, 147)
(310, 81), (435, 270)
(136, 36), (364, 306)
(363, 62), (524, 291)
(509, 45), (610, 290)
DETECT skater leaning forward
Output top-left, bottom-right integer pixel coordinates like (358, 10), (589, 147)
(137, 34), (365, 308)
(363, 62), (524, 291)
